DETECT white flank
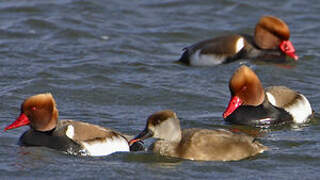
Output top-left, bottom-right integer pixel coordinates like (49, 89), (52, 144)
(235, 37), (244, 53)
(190, 50), (225, 66)
(266, 92), (277, 106)
(66, 125), (75, 139)
(284, 94), (312, 124)
(267, 92), (312, 123)
(81, 137), (129, 156)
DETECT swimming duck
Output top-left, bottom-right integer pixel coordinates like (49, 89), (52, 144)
(178, 16), (298, 66)
(4, 93), (142, 156)
(223, 65), (312, 127)
(129, 110), (267, 161)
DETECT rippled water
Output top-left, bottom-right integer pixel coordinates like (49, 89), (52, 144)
(1, 0), (320, 179)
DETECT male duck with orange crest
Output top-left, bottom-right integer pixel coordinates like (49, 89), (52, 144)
(4, 93), (143, 156)
(178, 16), (298, 66)
(223, 65), (312, 128)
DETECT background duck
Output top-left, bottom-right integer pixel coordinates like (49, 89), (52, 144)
(178, 16), (298, 66)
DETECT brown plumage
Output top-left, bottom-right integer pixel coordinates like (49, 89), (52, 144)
(190, 35), (245, 55)
(21, 93), (58, 131)
(130, 110), (267, 161)
(229, 65), (265, 106)
(57, 120), (126, 143)
(264, 86), (300, 108)
(178, 15), (298, 66)
(255, 16), (290, 49)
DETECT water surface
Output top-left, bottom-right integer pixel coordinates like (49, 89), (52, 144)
(1, 0), (320, 179)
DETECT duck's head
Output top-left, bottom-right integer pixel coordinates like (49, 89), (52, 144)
(129, 110), (181, 145)
(223, 65), (265, 119)
(5, 93), (58, 132)
(254, 16), (298, 60)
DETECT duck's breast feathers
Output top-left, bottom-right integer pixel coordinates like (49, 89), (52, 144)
(58, 120), (130, 156)
(19, 128), (84, 155)
(225, 103), (293, 128)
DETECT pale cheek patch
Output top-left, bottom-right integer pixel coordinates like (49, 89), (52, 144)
(235, 37), (244, 53)
(81, 137), (129, 156)
(66, 125), (75, 139)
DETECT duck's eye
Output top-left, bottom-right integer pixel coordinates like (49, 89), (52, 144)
(31, 107), (37, 111)
(241, 86), (247, 92)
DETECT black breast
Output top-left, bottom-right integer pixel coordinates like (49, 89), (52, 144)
(19, 129), (84, 155)
(224, 102), (293, 128)
(241, 34), (287, 63)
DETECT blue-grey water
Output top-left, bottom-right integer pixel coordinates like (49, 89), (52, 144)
(1, 0), (320, 179)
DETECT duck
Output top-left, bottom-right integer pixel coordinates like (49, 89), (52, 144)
(223, 65), (312, 128)
(129, 110), (267, 161)
(178, 15), (298, 66)
(4, 93), (143, 156)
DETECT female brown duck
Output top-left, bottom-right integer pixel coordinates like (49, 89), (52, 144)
(130, 110), (267, 161)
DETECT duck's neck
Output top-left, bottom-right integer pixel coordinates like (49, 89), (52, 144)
(170, 130), (182, 142)
(33, 127), (56, 135)
(151, 139), (181, 158)
(240, 34), (283, 60)
(159, 118), (182, 142)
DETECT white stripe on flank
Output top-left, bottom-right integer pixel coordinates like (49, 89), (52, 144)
(266, 92), (277, 106)
(235, 37), (244, 53)
(66, 125), (75, 139)
(81, 137), (129, 156)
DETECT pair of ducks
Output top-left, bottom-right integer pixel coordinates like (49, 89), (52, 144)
(5, 15), (312, 161)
